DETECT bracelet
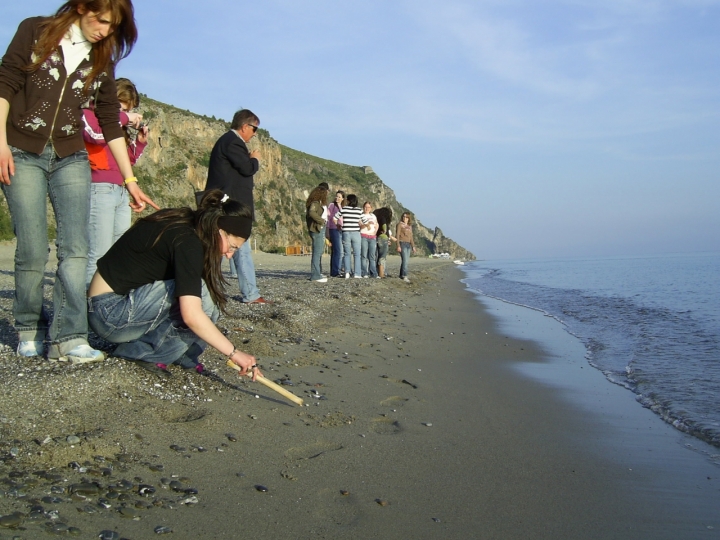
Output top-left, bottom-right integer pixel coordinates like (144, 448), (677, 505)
(227, 347), (237, 359)
(124, 177), (138, 185)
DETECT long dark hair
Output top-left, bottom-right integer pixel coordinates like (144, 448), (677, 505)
(30, 0), (137, 92)
(306, 186), (328, 209)
(137, 189), (252, 314)
(374, 207), (393, 234)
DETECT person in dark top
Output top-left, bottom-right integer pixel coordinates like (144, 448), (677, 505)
(0, 0), (157, 363)
(204, 109), (269, 304)
(87, 189), (261, 378)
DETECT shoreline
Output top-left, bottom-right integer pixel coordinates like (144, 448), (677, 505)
(0, 249), (718, 538)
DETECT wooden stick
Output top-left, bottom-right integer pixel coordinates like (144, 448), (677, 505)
(226, 360), (304, 406)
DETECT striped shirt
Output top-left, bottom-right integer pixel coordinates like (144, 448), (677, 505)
(339, 206), (363, 232)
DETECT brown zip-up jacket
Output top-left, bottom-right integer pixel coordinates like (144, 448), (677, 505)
(0, 17), (123, 158)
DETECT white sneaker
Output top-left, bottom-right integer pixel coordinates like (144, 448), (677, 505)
(50, 344), (105, 364)
(363, 275), (369, 278)
(313, 277), (328, 283)
(345, 273), (350, 279)
(403, 277), (411, 283)
(354, 275), (363, 279)
(17, 340), (44, 357)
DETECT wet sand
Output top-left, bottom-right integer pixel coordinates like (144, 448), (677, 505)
(0, 243), (718, 539)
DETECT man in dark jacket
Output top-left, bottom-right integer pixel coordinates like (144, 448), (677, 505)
(205, 109), (269, 304)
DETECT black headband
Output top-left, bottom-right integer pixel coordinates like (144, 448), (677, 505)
(218, 215), (252, 240)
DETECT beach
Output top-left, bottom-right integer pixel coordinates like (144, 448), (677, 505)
(0, 244), (718, 539)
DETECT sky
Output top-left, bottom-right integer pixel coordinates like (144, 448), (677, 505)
(2, 0), (719, 260)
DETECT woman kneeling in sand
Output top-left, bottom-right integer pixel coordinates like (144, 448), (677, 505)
(87, 190), (261, 379)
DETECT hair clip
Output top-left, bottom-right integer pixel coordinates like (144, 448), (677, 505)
(221, 194), (230, 203)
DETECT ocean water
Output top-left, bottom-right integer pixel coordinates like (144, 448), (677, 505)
(461, 252), (720, 448)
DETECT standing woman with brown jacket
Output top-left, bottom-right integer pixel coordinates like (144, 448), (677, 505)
(0, 0), (157, 363)
(395, 212), (416, 283)
(305, 185), (329, 282)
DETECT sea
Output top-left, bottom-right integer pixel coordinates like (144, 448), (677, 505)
(460, 252), (720, 448)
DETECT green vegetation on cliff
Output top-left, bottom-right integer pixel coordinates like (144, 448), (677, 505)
(0, 97), (474, 260)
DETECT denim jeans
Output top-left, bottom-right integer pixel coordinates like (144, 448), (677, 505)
(400, 242), (412, 278)
(377, 238), (389, 268)
(361, 236), (377, 277)
(342, 231), (362, 277)
(232, 240), (260, 302)
(228, 256), (237, 278)
(1, 144), (91, 353)
(309, 227), (326, 280)
(328, 227), (343, 276)
(86, 182), (131, 285)
(88, 279), (218, 366)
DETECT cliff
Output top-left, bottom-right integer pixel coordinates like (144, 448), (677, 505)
(0, 96), (475, 260)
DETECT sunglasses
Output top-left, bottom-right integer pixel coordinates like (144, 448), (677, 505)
(246, 124), (259, 133)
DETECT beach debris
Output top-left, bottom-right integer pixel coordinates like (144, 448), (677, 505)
(401, 379), (418, 389)
(169, 444), (187, 453)
(432, 517), (441, 522)
(0, 512), (24, 528)
(422, 423), (433, 427)
(375, 498), (390, 506)
(155, 525), (173, 534)
(99, 531), (120, 540)
(254, 484), (269, 492)
(226, 433), (238, 442)
(138, 484), (156, 496)
(340, 490), (350, 496)
(119, 506), (141, 519)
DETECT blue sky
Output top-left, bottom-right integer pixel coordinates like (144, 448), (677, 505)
(3, 0), (719, 259)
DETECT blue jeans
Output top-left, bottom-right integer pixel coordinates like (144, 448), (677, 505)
(228, 256), (237, 278)
(86, 182), (131, 285)
(400, 242), (412, 278)
(1, 144), (91, 353)
(342, 231), (362, 277)
(309, 227), (325, 280)
(232, 240), (260, 302)
(361, 236), (377, 277)
(328, 227), (343, 276)
(377, 238), (389, 268)
(88, 279), (218, 366)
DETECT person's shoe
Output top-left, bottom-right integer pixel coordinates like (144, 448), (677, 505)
(345, 273), (350, 279)
(376, 276), (382, 279)
(403, 277), (411, 283)
(136, 361), (172, 377)
(363, 275), (369, 278)
(17, 340), (44, 357)
(245, 297), (272, 304)
(313, 277), (328, 283)
(50, 344), (105, 364)
(354, 275), (363, 279)
(181, 362), (204, 374)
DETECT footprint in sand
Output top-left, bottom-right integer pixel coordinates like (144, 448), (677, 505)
(370, 417), (402, 435)
(379, 396), (409, 408)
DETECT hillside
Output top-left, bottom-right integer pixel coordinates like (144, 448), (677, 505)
(0, 97), (475, 260)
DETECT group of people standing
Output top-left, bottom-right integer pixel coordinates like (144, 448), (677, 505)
(305, 186), (416, 283)
(0, 0), (261, 380)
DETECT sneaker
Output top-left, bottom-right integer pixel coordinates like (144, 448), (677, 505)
(17, 340), (44, 357)
(181, 362), (204, 374)
(50, 344), (105, 364)
(245, 297), (272, 304)
(136, 361), (172, 377)
(363, 275), (369, 279)
(313, 277), (328, 283)
(345, 273), (350, 279)
(376, 276), (382, 279)
(403, 277), (411, 283)
(354, 275), (363, 279)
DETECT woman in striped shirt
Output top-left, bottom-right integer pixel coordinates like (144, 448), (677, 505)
(339, 194), (363, 278)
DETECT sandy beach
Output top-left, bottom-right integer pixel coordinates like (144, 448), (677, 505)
(0, 243), (718, 539)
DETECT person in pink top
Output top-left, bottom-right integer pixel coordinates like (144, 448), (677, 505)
(82, 77), (148, 284)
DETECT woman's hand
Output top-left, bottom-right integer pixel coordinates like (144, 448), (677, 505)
(125, 111), (143, 129)
(125, 182), (160, 213)
(0, 143), (14, 185)
(137, 125), (149, 144)
(230, 349), (262, 381)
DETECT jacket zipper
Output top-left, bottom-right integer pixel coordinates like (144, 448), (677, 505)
(48, 72), (70, 149)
